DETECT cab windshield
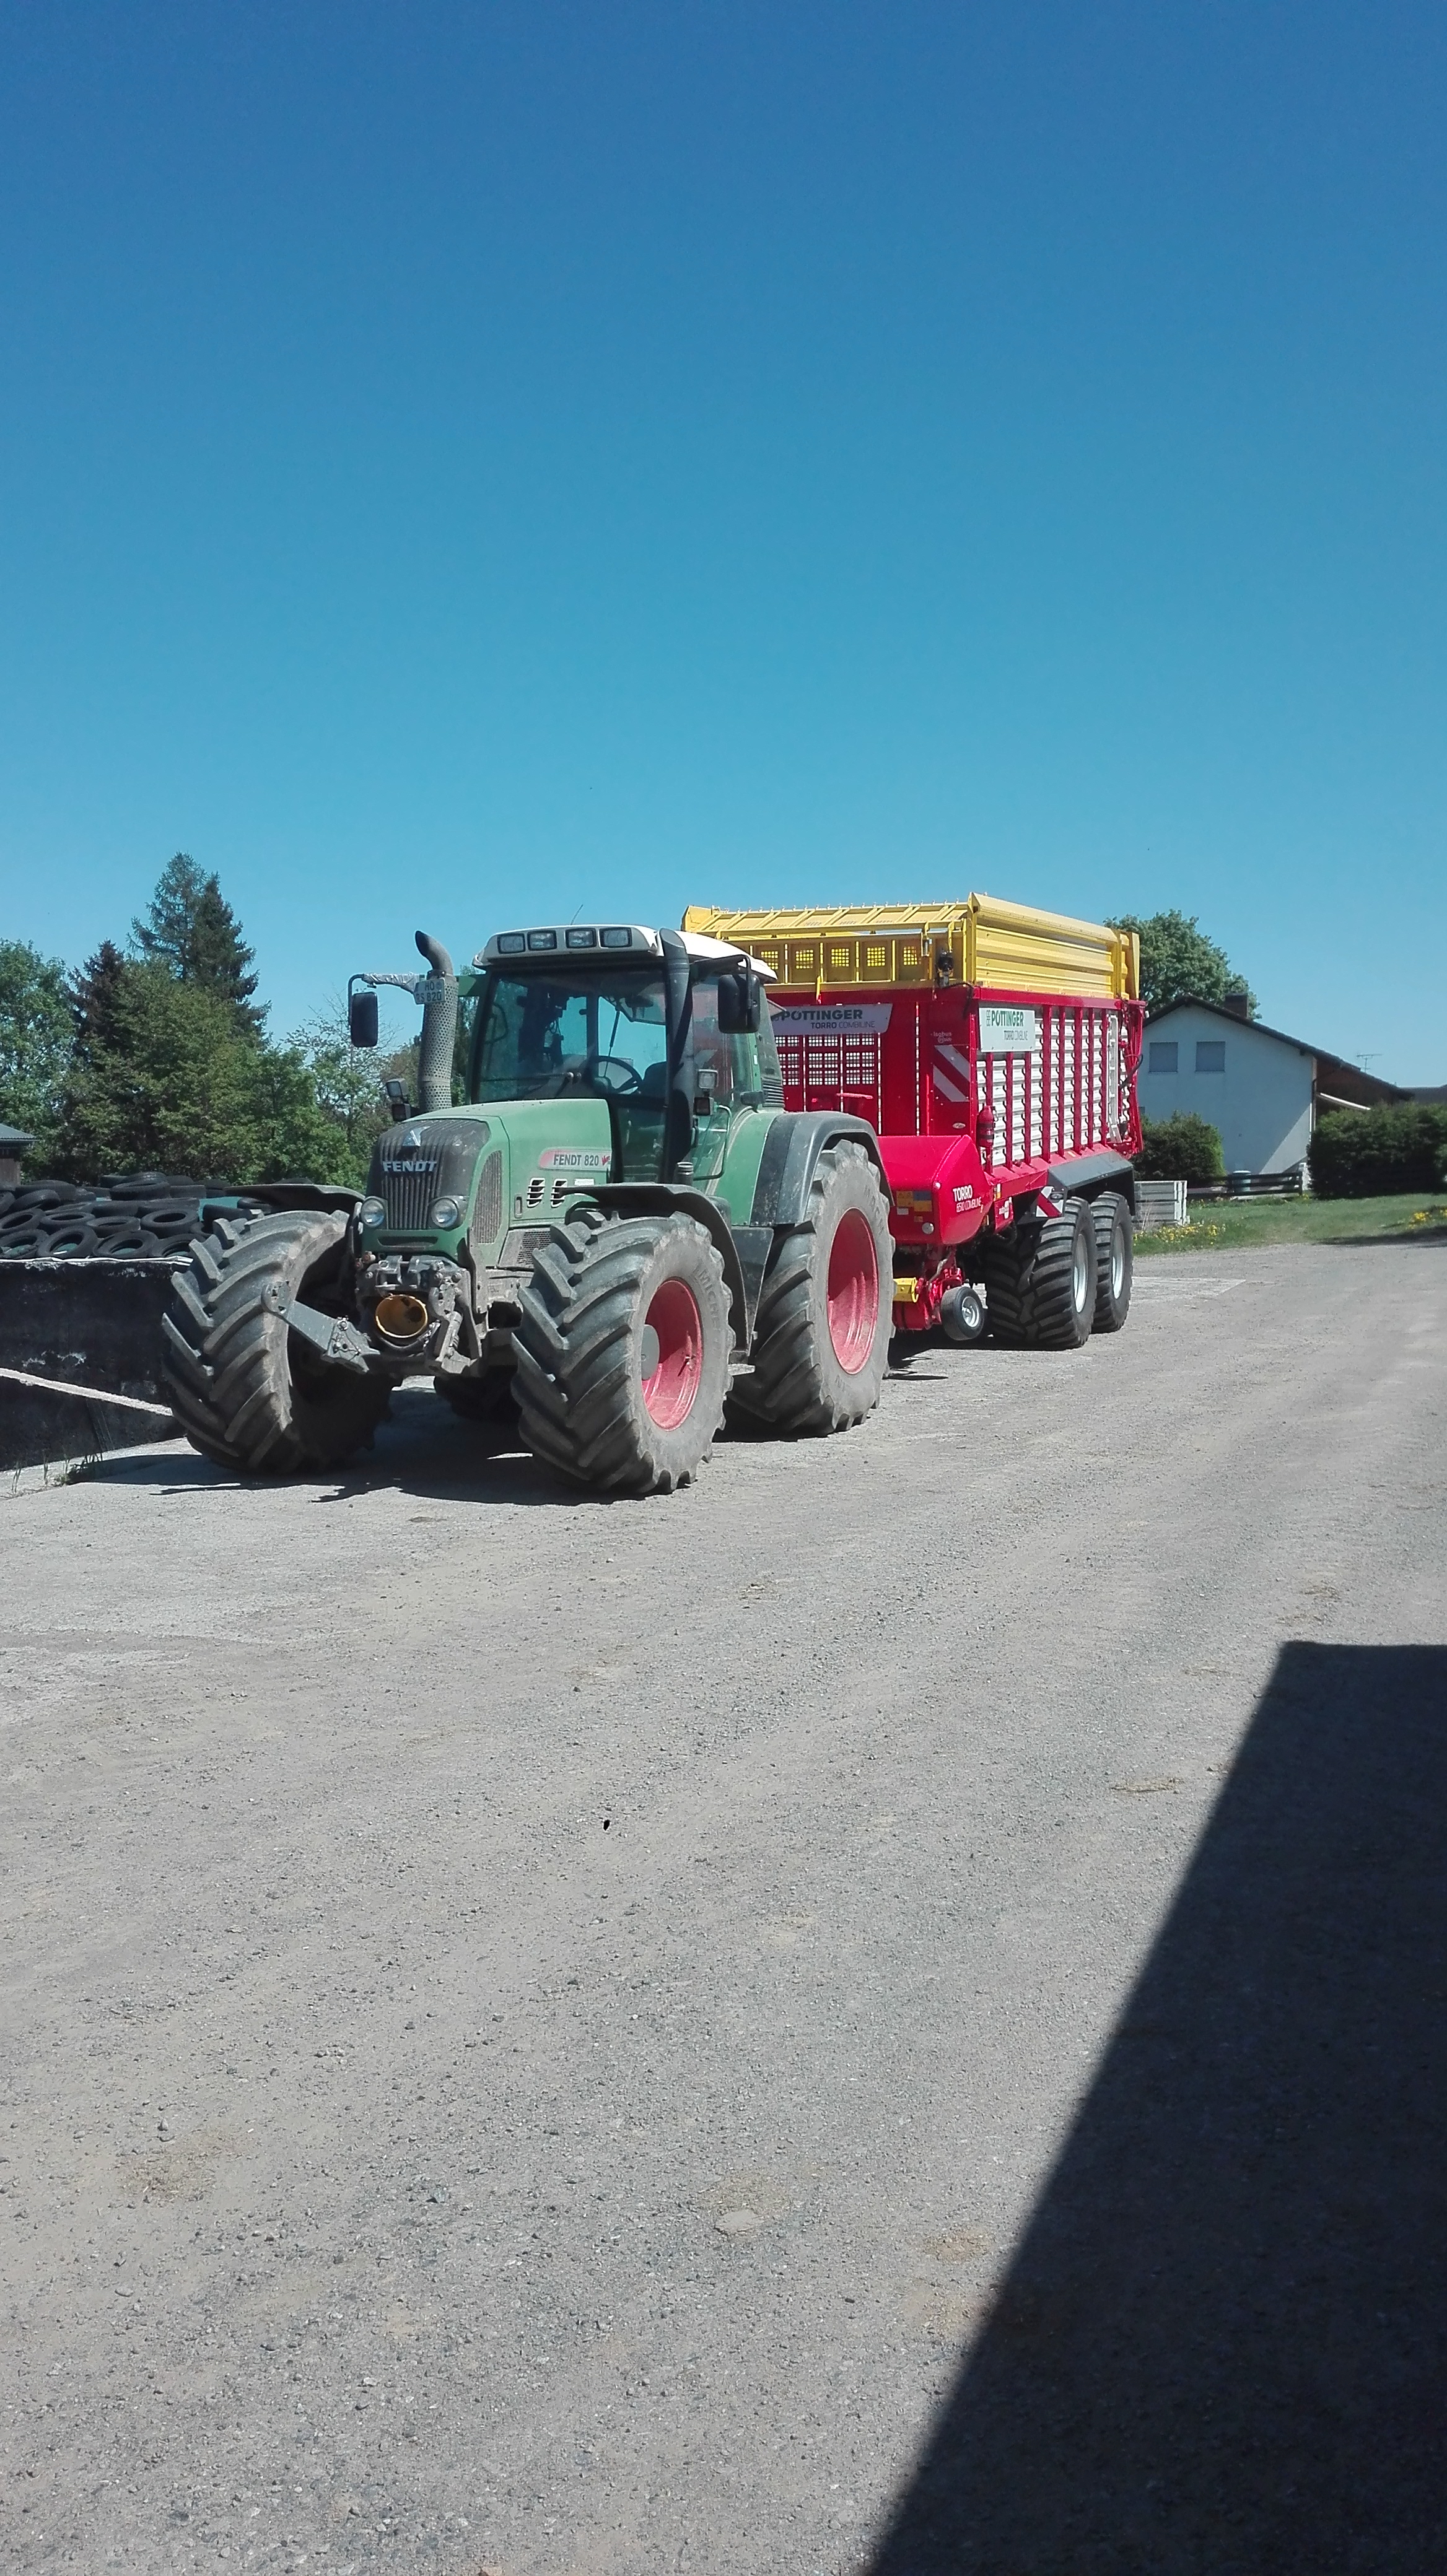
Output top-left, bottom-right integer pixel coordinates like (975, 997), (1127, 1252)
(471, 967), (670, 1104)
(470, 960), (784, 1181)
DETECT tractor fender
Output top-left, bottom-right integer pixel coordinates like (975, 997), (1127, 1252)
(748, 1112), (888, 1230)
(587, 1185), (751, 1352)
(219, 1181), (362, 1218)
(1045, 1150), (1137, 1214)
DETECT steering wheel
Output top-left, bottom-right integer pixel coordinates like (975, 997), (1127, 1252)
(539, 1054), (642, 1099)
(588, 1055), (643, 1096)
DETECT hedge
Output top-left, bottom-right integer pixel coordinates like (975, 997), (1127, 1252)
(1308, 1102), (1447, 1199)
(1133, 1112), (1225, 1186)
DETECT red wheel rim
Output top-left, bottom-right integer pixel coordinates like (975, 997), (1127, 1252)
(826, 1208), (879, 1372)
(640, 1277), (704, 1427)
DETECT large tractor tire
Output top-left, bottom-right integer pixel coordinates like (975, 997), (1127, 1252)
(162, 1211), (391, 1473)
(729, 1141), (891, 1435)
(981, 1195), (1096, 1351)
(513, 1206), (731, 1495)
(1091, 1191), (1134, 1333)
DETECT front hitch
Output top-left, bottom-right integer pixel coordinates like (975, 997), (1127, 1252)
(261, 1280), (380, 1377)
(356, 1251), (473, 1367)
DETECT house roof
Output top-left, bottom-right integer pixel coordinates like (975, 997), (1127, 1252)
(0, 1124), (35, 1149)
(1144, 998), (1408, 1105)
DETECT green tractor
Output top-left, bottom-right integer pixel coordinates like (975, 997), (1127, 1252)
(162, 921), (893, 1492)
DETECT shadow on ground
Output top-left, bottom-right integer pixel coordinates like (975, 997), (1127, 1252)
(871, 1642), (1447, 2576)
(69, 1383), (823, 1507)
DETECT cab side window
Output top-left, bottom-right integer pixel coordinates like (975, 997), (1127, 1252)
(688, 975), (735, 1107)
(689, 971), (781, 1107)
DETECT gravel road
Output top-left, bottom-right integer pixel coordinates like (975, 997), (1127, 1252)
(3, 1239), (1445, 2575)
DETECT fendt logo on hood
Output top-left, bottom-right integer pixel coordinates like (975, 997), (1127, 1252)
(537, 1148), (611, 1170)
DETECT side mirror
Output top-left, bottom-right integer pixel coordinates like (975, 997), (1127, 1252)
(348, 985), (379, 1050)
(717, 970), (761, 1035)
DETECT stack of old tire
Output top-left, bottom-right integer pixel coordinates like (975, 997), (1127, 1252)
(0, 1175), (273, 1472)
(0, 1175), (258, 1261)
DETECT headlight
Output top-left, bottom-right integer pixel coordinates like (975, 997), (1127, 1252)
(359, 1198), (387, 1227)
(431, 1196), (463, 1229)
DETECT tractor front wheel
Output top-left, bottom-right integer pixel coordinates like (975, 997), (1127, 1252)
(729, 1141), (891, 1435)
(162, 1211), (392, 1471)
(513, 1208), (731, 1494)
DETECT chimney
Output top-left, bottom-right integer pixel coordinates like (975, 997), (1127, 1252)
(1222, 990), (1249, 1020)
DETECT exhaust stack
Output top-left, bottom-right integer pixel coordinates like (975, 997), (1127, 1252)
(414, 930), (458, 1114)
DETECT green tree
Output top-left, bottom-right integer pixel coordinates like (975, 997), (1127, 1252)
(56, 961), (358, 1185)
(293, 1006), (393, 1181)
(0, 939), (74, 1167)
(1308, 1103), (1447, 1199)
(59, 962), (265, 1179)
(132, 853), (265, 1034)
(1111, 909), (1257, 1019)
(290, 1006), (427, 1186)
(67, 938), (128, 1059)
(251, 1040), (370, 1187)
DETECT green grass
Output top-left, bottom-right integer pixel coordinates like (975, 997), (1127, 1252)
(1135, 1191), (1447, 1256)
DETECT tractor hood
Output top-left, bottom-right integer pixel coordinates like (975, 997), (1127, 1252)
(364, 1099), (614, 1260)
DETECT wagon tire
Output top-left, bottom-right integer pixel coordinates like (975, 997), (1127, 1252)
(939, 1281), (988, 1346)
(1091, 1191), (1133, 1332)
(162, 1209), (391, 1473)
(513, 1207), (730, 1494)
(727, 1141), (891, 1435)
(981, 1195), (1096, 1351)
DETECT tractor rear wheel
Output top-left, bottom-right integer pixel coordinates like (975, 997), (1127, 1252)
(162, 1211), (391, 1472)
(728, 1141), (891, 1434)
(981, 1196), (1096, 1351)
(1091, 1191), (1134, 1332)
(513, 1207), (730, 1494)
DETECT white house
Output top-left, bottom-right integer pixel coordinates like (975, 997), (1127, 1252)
(1137, 998), (1404, 1177)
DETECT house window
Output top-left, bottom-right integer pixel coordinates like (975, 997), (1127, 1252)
(1148, 1041), (1178, 1074)
(1196, 1040), (1226, 1073)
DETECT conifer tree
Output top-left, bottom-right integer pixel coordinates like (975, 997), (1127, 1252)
(66, 938), (128, 1060)
(132, 854), (265, 1034)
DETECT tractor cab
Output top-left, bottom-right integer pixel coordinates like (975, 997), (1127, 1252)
(468, 925), (783, 1183)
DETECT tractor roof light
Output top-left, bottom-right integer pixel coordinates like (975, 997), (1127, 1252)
(478, 924), (658, 964)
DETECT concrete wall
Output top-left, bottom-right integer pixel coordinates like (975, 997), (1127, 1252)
(0, 1260), (178, 1471)
(1137, 1007), (1313, 1174)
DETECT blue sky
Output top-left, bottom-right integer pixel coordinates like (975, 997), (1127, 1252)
(2, 2), (1443, 1077)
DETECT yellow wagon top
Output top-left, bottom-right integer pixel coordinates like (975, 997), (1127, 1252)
(682, 894), (1139, 1003)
